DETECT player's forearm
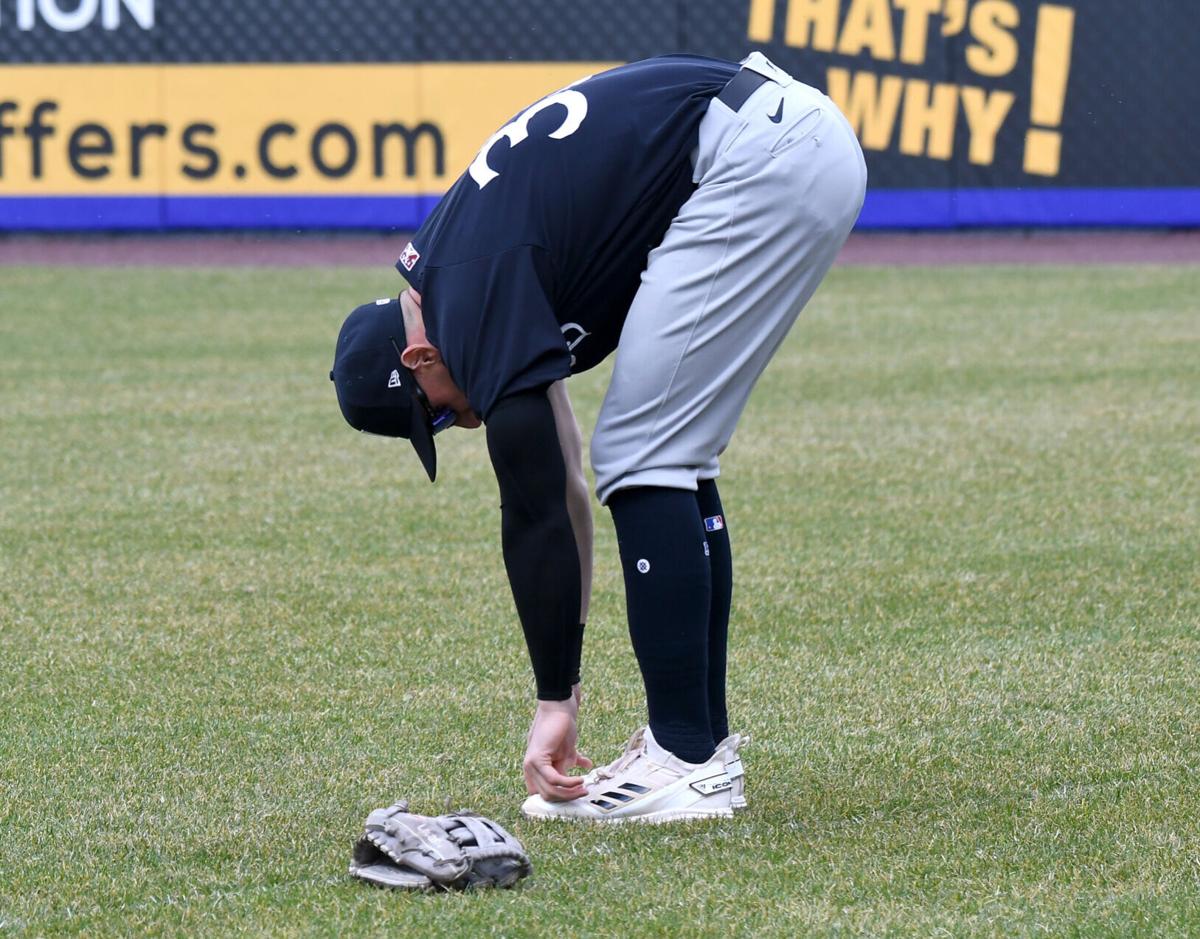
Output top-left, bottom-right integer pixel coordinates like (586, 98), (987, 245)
(547, 380), (593, 624)
(500, 510), (585, 701)
(487, 389), (587, 701)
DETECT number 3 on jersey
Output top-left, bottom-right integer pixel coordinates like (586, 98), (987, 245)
(468, 85), (590, 189)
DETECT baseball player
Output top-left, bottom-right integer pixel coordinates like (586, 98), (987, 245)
(332, 53), (866, 822)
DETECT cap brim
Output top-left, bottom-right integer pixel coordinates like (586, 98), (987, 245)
(406, 395), (438, 483)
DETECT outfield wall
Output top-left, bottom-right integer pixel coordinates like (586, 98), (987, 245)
(0, 0), (1195, 230)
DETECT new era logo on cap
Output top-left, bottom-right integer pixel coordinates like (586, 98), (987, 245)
(387, 369), (402, 389)
(398, 242), (420, 271)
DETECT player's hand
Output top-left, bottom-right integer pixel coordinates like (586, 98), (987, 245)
(523, 693), (593, 802)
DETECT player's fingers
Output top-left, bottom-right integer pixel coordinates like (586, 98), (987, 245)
(574, 752), (594, 770)
(524, 759), (557, 796)
(542, 782), (587, 803)
(525, 756), (587, 800)
(534, 766), (587, 801)
(538, 763), (585, 790)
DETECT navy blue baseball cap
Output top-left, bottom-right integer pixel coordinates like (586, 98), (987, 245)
(330, 297), (440, 482)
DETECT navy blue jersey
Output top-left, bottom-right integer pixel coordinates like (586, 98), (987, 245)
(396, 54), (739, 419)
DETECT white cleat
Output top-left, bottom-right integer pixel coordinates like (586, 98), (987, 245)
(521, 727), (746, 824)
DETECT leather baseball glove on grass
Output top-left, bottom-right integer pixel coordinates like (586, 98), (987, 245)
(349, 800), (532, 891)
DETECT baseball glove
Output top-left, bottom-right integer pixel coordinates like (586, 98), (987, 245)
(349, 800), (533, 891)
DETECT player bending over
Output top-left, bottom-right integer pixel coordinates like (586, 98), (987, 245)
(331, 53), (866, 823)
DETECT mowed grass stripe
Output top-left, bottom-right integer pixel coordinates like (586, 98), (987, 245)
(1, 264), (1197, 936)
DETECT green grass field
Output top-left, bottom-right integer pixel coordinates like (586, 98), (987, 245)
(1, 262), (1197, 937)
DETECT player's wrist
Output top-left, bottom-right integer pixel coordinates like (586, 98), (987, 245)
(535, 695), (577, 714)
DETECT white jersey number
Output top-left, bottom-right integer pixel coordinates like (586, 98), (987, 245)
(468, 88), (589, 189)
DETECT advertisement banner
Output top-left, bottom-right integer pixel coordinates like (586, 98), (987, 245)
(0, 62), (608, 227)
(0, 0), (1196, 230)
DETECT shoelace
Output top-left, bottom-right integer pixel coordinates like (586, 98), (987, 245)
(590, 746), (644, 783)
(585, 734), (647, 785)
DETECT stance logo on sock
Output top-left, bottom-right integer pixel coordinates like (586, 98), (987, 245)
(636, 559), (651, 573)
(704, 515), (725, 532)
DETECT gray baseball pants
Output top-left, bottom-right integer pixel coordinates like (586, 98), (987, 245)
(591, 53), (867, 504)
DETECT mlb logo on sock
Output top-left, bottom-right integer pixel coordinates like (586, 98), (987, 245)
(704, 515), (724, 532)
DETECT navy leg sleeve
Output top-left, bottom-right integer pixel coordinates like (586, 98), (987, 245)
(609, 486), (715, 763)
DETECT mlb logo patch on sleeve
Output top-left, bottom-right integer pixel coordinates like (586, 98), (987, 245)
(704, 515), (725, 532)
(399, 242), (421, 271)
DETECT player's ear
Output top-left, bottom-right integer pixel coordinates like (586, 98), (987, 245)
(400, 341), (441, 370)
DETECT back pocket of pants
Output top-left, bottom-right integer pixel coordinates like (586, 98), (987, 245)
(769, 108), (822, 158)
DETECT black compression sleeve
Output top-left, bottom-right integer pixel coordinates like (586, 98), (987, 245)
(486, 388), (584, 701)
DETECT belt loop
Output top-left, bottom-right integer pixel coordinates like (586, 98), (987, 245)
(739, 51), (794, 87)
(717, 68), (770, 112)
